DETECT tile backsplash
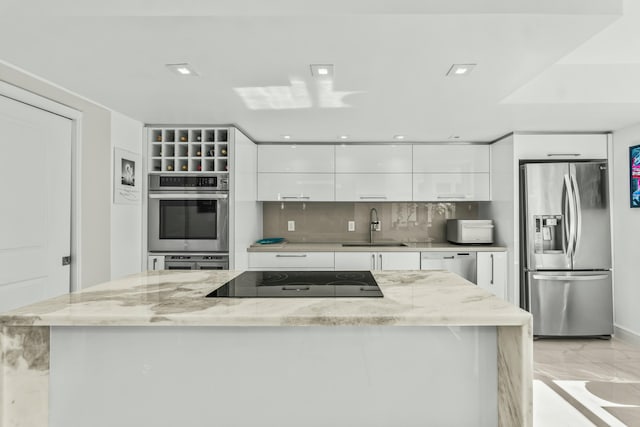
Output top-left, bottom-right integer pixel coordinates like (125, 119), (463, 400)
(263, 202), (480, 243)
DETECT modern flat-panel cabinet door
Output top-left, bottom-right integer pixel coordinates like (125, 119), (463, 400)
(515, 134), (608, 160)
(335, 145), (412, 173)
(413, 173), (490, 201)
(413, 145), (489, 173)
(257, 173), (335, 201)
(257, 145), (335, 173)
(378, 252), (420, 270)
(335, 252), (377, 271)
(335, 173), (412, 201)
(476, 252), (507, 299)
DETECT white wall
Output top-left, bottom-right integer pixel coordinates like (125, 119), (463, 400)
(229, 129), (262, 270)
(110, 112), (144, 279)
(612, 124), (640, 338)
(480, 135), (518, 305)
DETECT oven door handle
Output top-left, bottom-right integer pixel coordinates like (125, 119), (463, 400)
(149, 193), (228, 199)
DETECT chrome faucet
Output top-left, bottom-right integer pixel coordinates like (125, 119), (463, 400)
(369, 208), (381, 244)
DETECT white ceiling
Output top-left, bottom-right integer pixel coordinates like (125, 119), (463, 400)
(0, 0), (636, 142)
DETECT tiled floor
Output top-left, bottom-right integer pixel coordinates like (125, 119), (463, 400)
(534, 338), (640, 426)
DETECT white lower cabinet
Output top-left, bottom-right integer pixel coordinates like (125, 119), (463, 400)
(335, 252), (420, 271)
(476, 252), (507, 299)
(413, 173), (490, 201)
(257, 173), (334, 201)
(248, 252), (335, 270)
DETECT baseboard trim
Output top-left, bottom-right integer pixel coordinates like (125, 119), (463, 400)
(614, 325), (640, 346)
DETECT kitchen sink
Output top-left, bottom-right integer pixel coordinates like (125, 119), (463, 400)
(341, 242), (408, 247)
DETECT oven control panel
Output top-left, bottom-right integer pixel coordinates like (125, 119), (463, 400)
(150, 174), (228, 191)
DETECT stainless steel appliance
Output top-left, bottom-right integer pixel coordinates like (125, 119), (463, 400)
(148, 174), (228, 253)
(421, 251), (477, 283)
(521, 161), (612, 337)
(207, 271), (383, 298)
(164, 254), (229, 270)
(446, 219), (494, 244)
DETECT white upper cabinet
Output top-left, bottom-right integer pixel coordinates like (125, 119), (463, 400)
(515, 134), (608, 160)
(335, 174), (412, 201)
(258, 145), (335, 173)
(413, 145), (490, 173)
(413, 173), (490, 201)
(257, 173), (335, 201)
(335, 145), (412, 173)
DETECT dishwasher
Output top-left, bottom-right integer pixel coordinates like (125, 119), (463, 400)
(420, 252), (477, 283)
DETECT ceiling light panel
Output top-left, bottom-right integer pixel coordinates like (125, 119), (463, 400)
(166, 63), (199, 76)
(311, 64), (334, 78)
(446, 64), (476, 77)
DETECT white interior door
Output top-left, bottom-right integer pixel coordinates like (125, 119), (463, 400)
(0, 95), (72, 313)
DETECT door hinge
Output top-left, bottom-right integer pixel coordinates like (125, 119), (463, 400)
(62, 256), (71, 266)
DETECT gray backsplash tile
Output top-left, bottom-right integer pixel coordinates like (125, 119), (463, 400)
(263, 202), (480, 243)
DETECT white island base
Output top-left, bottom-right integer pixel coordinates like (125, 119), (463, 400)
(51, 326), (496, 427)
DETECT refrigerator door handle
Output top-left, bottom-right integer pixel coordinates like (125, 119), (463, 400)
(570, 172), (582, 257)
(532, 274), (609, 281)
(563, 174), (576, 258)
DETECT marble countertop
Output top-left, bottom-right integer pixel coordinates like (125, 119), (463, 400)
(248, 242), (506, 252)
(0, 270), (529, 328)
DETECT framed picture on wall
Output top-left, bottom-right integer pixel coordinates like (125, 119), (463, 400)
(114, 147), (141, 204)
(630, 144), (640, 208)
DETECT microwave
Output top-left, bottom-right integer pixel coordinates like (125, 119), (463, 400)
(148, 175), (229, 253)
(446, 219), (494, 244)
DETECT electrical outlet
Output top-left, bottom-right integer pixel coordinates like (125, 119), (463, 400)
(287, 220), (295, 231)
(348, 221), (355, 232)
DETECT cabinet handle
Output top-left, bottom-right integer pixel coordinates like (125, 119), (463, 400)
(437, 195), (467, 199)
(379, 254), (383, 270)
(547, 153), (581, 157)
(275, 254), (307, 258)
(490, 254), (494, 285)
(359, 196), (388, 199)
(282, 286), (310, 291)
(153, 258), (157, 270)
(371, 253), (375, 270)
(280, 196), (311, 200)
(443, 256), (455, 259)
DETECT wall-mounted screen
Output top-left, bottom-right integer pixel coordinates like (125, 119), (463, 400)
(630, 145), (640, 208)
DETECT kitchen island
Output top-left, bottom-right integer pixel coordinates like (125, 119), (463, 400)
(0, 270), (531, 427)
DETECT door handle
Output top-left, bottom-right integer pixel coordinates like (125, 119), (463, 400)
(532, 274), (609, 281)
(490, 254), (494, 285)
(564, 174), (576, 259)
(379, 253), (383, 270)
(570, 171), (582, 257)
(371, 253), (376, 270)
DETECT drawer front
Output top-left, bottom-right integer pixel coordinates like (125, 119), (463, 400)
(248, 252), (335, 269)
(335, 252), (377, 270)
(257, 173), (335, 201)
(413, 173), (490, 201)
(258, 145), (335, 173)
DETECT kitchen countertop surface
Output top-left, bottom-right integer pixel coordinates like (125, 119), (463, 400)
(248, 242), (506, 252)
(0, 270), (528, 328)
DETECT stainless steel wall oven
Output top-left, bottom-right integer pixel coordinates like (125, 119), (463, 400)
(148, 174), (228, 253)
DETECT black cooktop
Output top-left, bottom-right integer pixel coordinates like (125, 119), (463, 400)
(206, 271), (383, 298)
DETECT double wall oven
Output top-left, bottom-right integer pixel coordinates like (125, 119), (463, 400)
(148, 174), (229, 269)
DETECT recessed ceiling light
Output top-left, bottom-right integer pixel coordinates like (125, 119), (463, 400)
(311, 64), (334, 78)
(166, 63), (199, 76)
(339, 135), (348, 140)
(449, 135), (461, 139)
(393, 135), (405, 140)
(283, 135), (291, 140)
(446, 64), (476, 77)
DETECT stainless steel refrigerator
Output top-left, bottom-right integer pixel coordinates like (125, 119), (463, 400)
(521, 161), (613, 337)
